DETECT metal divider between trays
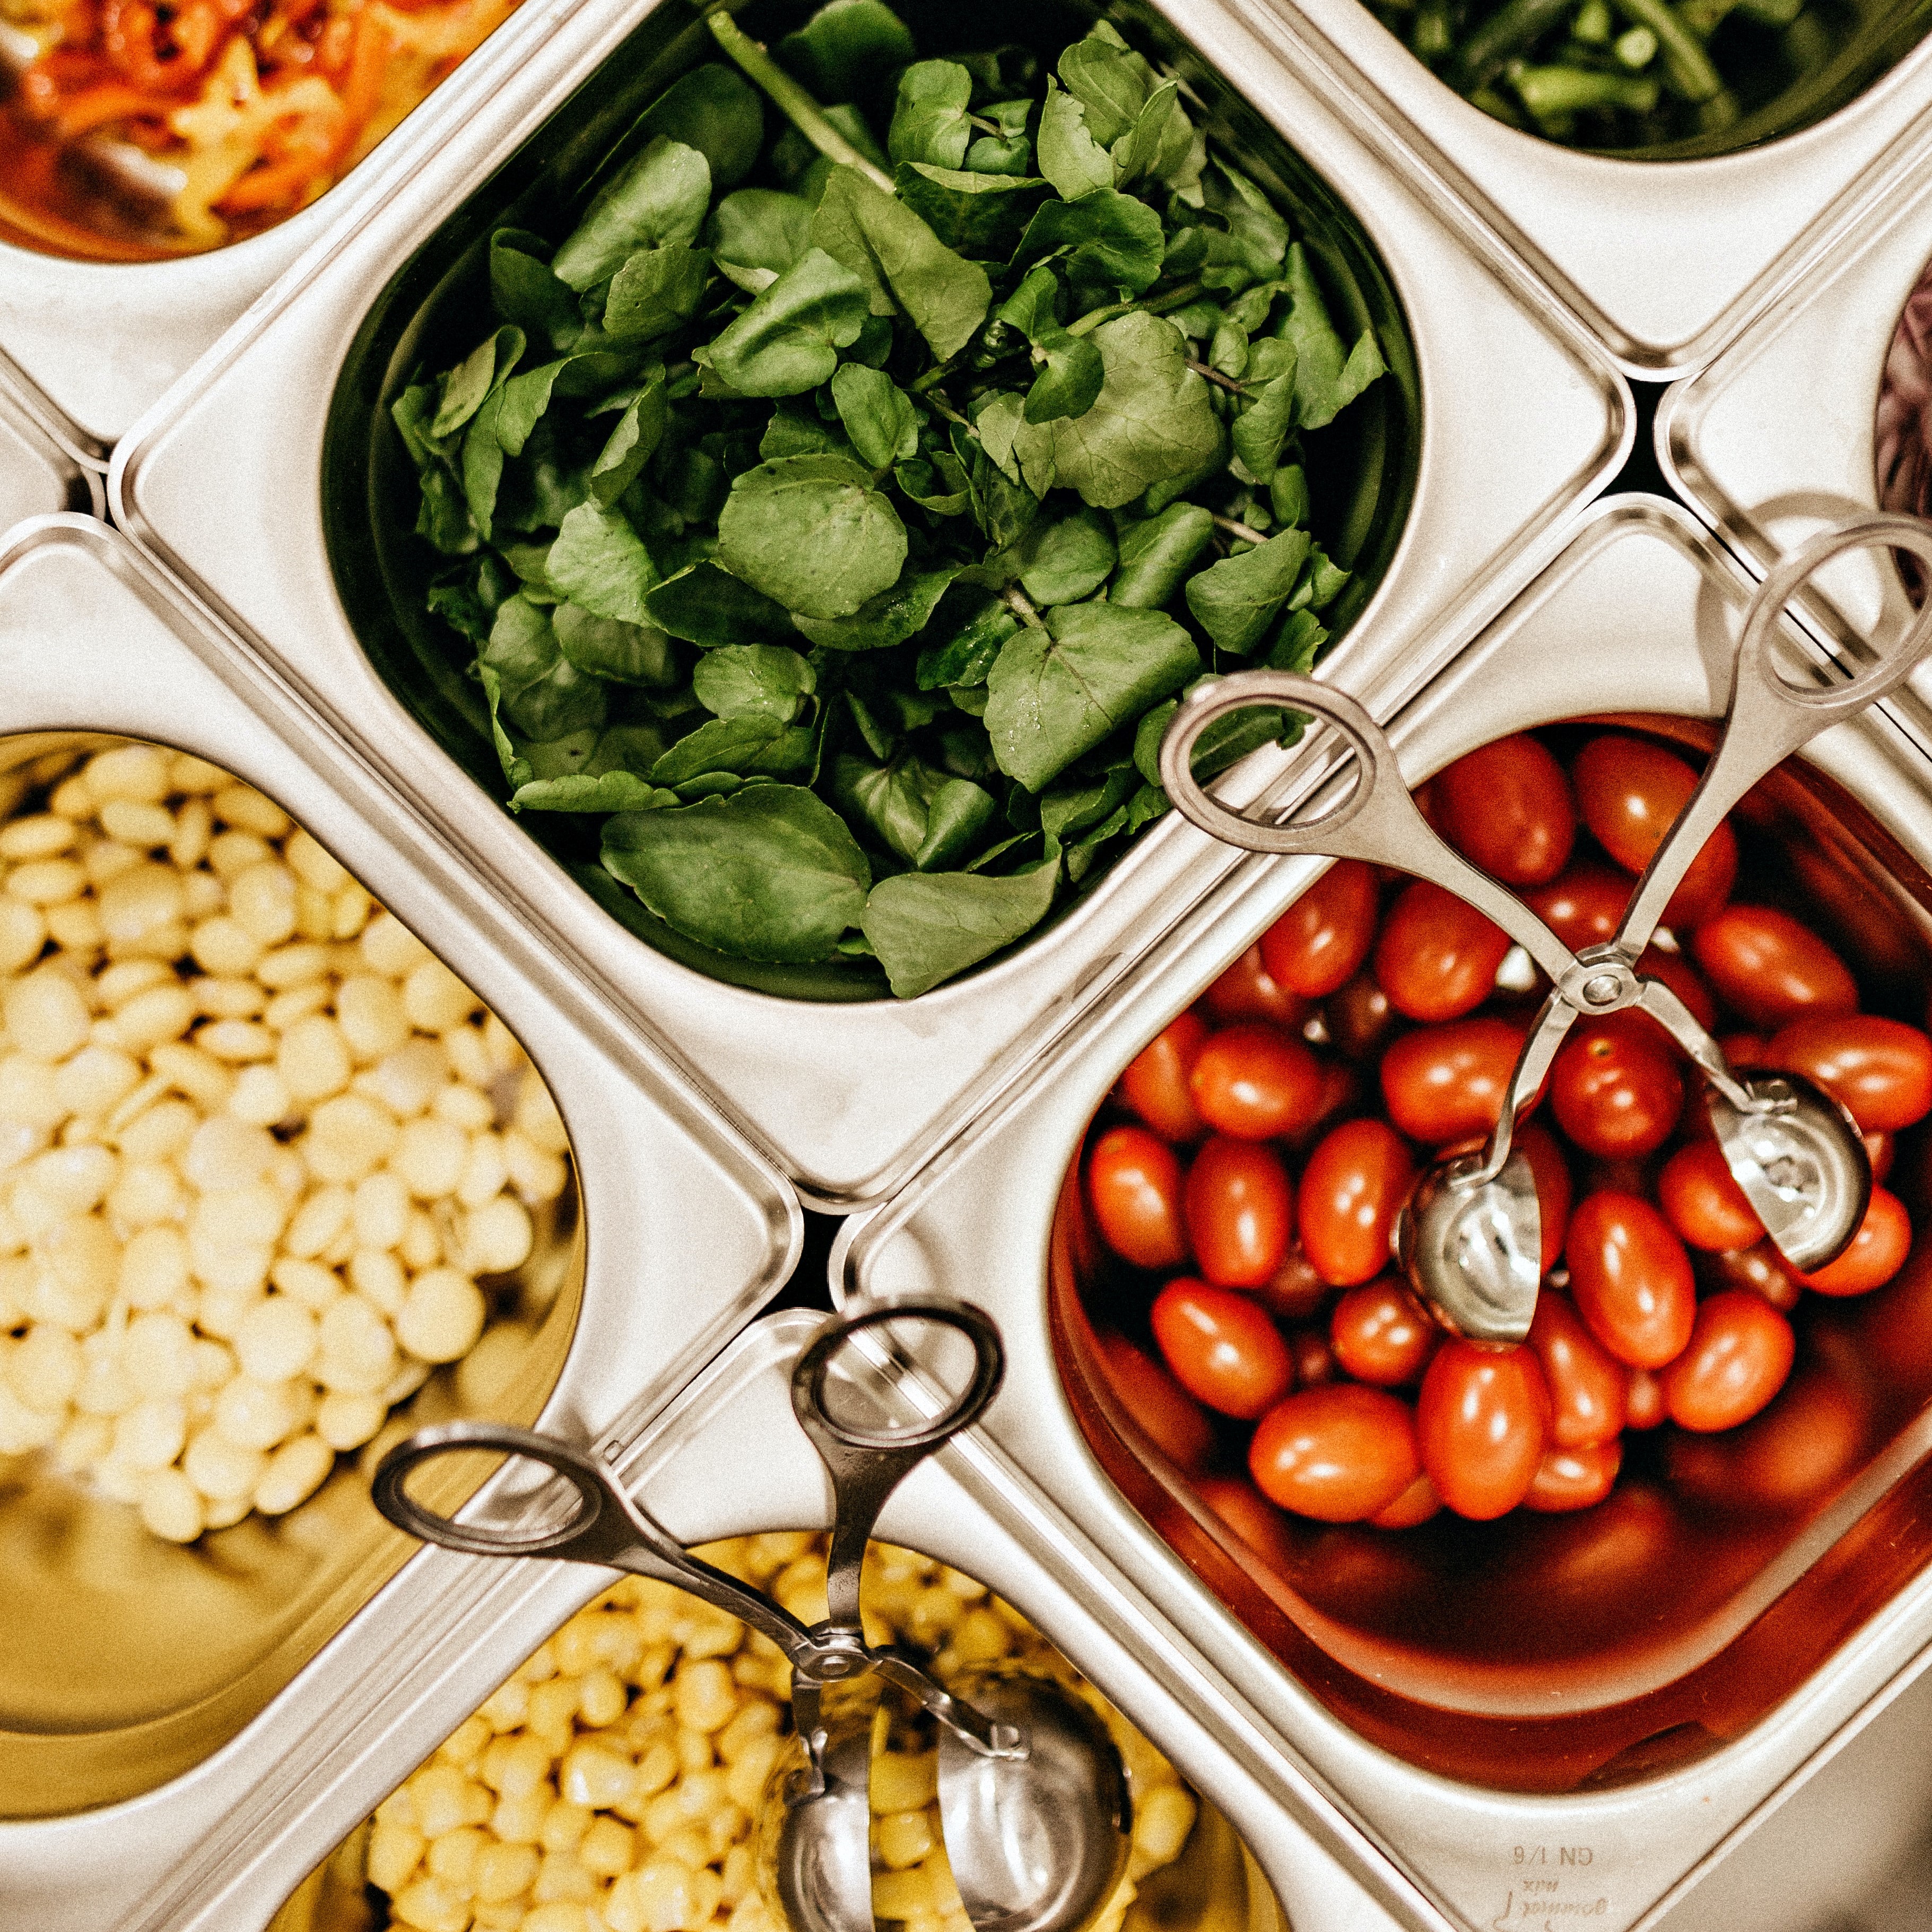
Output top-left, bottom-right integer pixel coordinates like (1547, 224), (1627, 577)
(105, 0), (1631, 1212)
(0, 515), (802, 1928)
(832, 496), (1932, 1932)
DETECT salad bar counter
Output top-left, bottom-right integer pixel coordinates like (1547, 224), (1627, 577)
(5, 1), (1932, 1930)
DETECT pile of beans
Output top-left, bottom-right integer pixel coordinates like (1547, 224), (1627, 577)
(0, 741), (573, 1544)
(1083, 726), (1932, 1529)
(343, 1536), (1198, 1932)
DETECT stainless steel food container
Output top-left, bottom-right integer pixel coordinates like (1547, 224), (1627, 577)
(0, 512), (801, 1900)
(1241, 0), (1932, 376)
(105, 0), (1630, 1213)
(0, 0), (585, 451)
(834, 493), (1932, 1932)
(85, 1308), (1434, 1932)
(0, 355), (100, 526)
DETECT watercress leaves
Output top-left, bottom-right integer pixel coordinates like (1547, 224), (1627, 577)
(861, 861), (1060, 997)
(791, 565), (958, 650)
(604, 246), (711, 341)
(1048, 311), (1222, 508)
(547, 503), (657, 625)
(892, 164), (1049, 254)
(1012, 190), (1164, 293)
(1035, 80), (1114, 201)
(1185, 526), (1312, 655)
(889, 59), (974, 168)
(552, 138), (712, 290)
(716, 455), (909, 619)
(1278, 242), (1386, 430)
(830, 362), (918, 467)
(708, 189), (813, 279)
(646, 562), (793, 646)
(1111, 503), (1216, 607)
(693, 644), (816, 720)
(697, 247), (870, 394)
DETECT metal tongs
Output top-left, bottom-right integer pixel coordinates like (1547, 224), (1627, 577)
(1159, 514), (1932, 1342)
(372, 1298), (1129, 1932)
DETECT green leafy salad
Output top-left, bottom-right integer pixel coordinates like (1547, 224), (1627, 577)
(394, 1), (1395, 998)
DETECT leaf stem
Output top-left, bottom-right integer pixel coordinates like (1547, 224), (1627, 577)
(1213, 512), (1268, 545)
(1066, 280), (1206, 338)
(1003, 585), (1047, 628)
(707, 11), (897, 194)
(1187, 358), (1248, 395)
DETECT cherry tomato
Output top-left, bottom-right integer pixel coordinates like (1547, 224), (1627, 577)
(1188, 1023), (1325, 1141)
(1683, 1358), (1868, 1511)
(1692, 906), (1859, 1031)
(1433, 733), (1576, 886)
(1565, 1190), (1696, 1368)
(1525, 1439), (1622, 1513)
(1329, 1278), (1437, 1387)
(1118, 1012), (1209, 1142)
(1380, 1017), (1527, 1143)
(1701, 1240), (1803, 1312)
(1249, 1383), (1421, 1521)
(1636, 946), (1718, 1032)
(1152, 1279), (1294, 1419)
(1288, 1325), (1337, 1388)
(1720, 1031), (1771, 1069)
(1572, 734), (1738, 928)
(1658, 1289), (1795, 1432)
(1324, 971), (1398, 1061)
(1800, 1188), (1912, 1297)
(1298, 1119), (1416, 1286)
(1372, 881), (1513, 1023)
(1183, 1136), (1293, 1288)
(1260, 859), (1379, 998)
(1518, 1122), (1573, 1275)
(1204, 944), (1309, 1027)
(1416, 1341), (1550, 1520)
(1624, 1367), (1665, 1429)
(1550, 1012), (1684, 1159)
(1087, 1126), (1188, 1270)
(1868, 1131), (1896, 1186)
(1765, 1014), (1932, 1134)
(1525, 862), (1630, 952)
(1254, 1242), (1331, 1322)
(1658, 1139), (1764, 1251)
(1527, 1291), (1627, 1447)
(1097, 1331), (1215, 1472)
(1370, 1470), (1442, 1528)
(1195, 1475), (1295, 1568)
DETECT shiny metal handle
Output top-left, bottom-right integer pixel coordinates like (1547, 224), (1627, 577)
(1618, 513), (1932, 948)
(1157, 674), (1580, 983)
(371, 1420), (819, 1665)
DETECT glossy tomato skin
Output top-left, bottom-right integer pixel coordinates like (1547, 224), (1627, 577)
(1152, 1280), (1294, 1420)
(1119, 1012), (1209, 1143)
(1572, 734), (1738, 928)
(1298, 1119), (1416, 1286)
(1527, 1291), (1627, 1447)
(1330, 1278), (1437, 1387)
(1625, 1367), (1666, 1429)
(1766, 1015), (1932, 1134)
(1659, 1139), (1764, 1251)
(1519, 1122), (1574, 1275)
(1188, 1023), (1325, 1141)
(1261, 860), (1379, 999)
(1249, 1383), (1420, 1522)
(1183, 1136), (1293, 1288)
(1417, 1342), (1551, 1520)
(1565, 1190), (1697, 1369)
(1098, 1332), (1215, 1471)
(1088, 1126), (1188, 1271)
(1525, 863), (1631, 952)
(1195, 1475), (1295, 1568)
(1287, 1325), (1337, 1388)
(1692, 907), (1859, 1031)
(1525, 1439), (1622, 1512)
(1434, 734), (1576, 886)
(1380, 1017), (1527, 1143)
(1702, 1240), (1804, 1313)
(1372, 881), (1514, 1024)
(1325, 972), (1398, 1061)
(1370, 1470), (1442, 1528)
(1659, 1290), (1795, 1432)
(1801, 1188), (1912, 1297)
(1637, 947), (1719, 1033)
(1254, 1242), (1331, 1322)
(1204, 944), (1310, 1027)
(1550, 1012), (1684, 1159)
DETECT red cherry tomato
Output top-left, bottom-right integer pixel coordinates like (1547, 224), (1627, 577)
(1324, 972), (1398, 1061)
(1527, 1291), (1627, 1448)
(1416, 1341), (1550, 1520)
(1260, 859), (1379, 999)
(1372, 881), (1513, 1024)
(1253, 1242), (1331, 1322)
(1329, 1278), (1437, 1387)
(1550, 1012), (1684, 1159)
(1525, 1439), (1622, 1512)
(1692, 907), (1859, 1031)
(1118, 1012), (1209, 1143)
(1183, 1136), (1293, 1288)
(1370, 1470), (1442, 1528)
(1565, 1190), (1696, 1369)
(1571, 734), (1738, 928)
(1087, 1126), (1188, 1271)
(1636, 946), (1718, 1033)
(1297, 1119), (1416, 1287)
(1868, 1131), (1896, 1186)
(1152, 1279), (1294, 1419)
(1380, 1017), (1527, 1143)
(1187, 1023), (1325, 1141)
(1658, 1140), (1764, 1251)
(1203, 944), (1310, 1027)
(1525, 862), (1630, 952)
(1658, 1289), (1795, 1432)
(1765, 1014), (1932, 1134)
(1287, 1325), (1337, 1388)
(1433, 733), (1576, 886)
(1720, 1031), (1771, 1069)
(1097, 1331), (1215, 1471)
(1624, 1367), (1665, 1429)
(1249, 1384), (1420, 1522)
(1800, 1188), (1912, 1297)
(1194, 1475), (1295, 1568)
(1518, 1122), (1573, 1275)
